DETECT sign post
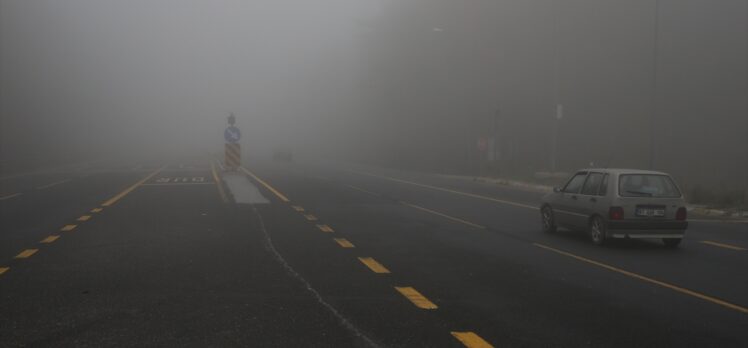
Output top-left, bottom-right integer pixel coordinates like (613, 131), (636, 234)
(224, 113), (242, 170)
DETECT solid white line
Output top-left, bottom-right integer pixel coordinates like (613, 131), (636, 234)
(0, 193), (23, 201)
(250, 205), (379, 347)
(36, 179), (71, 190)
(349, 170), (538, 210)
(689, 219), (748, 224)
(141, 182), (215, 186)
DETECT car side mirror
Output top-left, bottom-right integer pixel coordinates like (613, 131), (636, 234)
(553, 187), (561, 193)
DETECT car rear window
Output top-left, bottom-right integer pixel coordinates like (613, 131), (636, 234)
(618, 174), (681, 198)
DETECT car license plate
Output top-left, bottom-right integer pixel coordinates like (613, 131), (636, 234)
(636, 208), (665, 217)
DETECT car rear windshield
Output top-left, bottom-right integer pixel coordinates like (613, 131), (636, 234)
(618, 174), (681, 198)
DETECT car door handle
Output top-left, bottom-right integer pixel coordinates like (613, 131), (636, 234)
(571, 195), (577, 200)
(590, 197), (597, 202)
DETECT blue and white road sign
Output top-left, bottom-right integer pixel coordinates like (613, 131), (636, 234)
(224, 126), (242, 143)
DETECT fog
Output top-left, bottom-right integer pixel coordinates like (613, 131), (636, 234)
(2, 0), (747, 197)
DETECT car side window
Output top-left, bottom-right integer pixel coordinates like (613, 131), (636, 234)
(581, 172), (604, 195)
(598, 174), (609, 196)
(563, 172), (588, 193)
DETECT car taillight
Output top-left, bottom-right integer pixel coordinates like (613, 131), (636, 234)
(676, 207), (687, 221)
(609, 207), (624, 220)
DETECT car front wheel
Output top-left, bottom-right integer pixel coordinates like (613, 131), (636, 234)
(589, 216), (607, 246)
(541, 206), (557, 233)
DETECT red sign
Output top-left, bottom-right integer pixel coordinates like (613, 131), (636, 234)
(477, 137), (488, 152)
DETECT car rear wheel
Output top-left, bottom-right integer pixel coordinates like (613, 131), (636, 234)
(541, 206), (556, 233)
(589, 216), (606, 246)
(662, 238), (682, 248)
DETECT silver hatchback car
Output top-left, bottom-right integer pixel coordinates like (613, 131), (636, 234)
(540, 169), (688, 247)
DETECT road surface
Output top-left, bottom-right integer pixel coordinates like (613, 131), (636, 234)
(1, 159), (746, 347)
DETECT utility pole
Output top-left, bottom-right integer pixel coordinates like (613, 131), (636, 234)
(648, 0), (660, 170)
(493, 107), (500, 163)
(551, 104), (563, 172)
(551, 0), (562, 173)
(744, 0), (748, 207)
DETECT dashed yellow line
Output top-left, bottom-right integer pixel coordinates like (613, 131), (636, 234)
(60, 225), (77, 232)
(395, 286), (438, 309)
(240, 167), (290, 202)
(211, 161), (228, 203)
(534, 243), (748, 314)
(15, 249), (38, 259)
(350, 170), (537, 210)
(40, 235), (60, 244)
(0, 267), (9, 276)
(451, 332), (494, 348)
(90, 208), (103, 213)
(292, 206), (305, 212)
(358, 257), (391, 274)
(77, 215), (91, 222)
(317, 224), (334, 233)
(700, 240), (746, 251)
(304, 214), (318, 221)
(102, 165), (165, 206)
(400, 201), (486, 229)
(333, 238), (355, 248)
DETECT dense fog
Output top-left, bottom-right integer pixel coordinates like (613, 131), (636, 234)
(1, 0), (747, 199)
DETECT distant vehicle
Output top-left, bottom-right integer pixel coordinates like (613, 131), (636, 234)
(273, 148), (293, 162)
(540, 169), (688, 247)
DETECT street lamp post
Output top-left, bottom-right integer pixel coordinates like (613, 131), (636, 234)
(649, 0), (660, 170)
(551, 104), (563, 173)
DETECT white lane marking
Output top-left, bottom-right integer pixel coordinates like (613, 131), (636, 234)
(0, 193), (23, 201)
(223, 172), (269, 204)
(36, 179), (71, 190)
(689, 219), (748, 224)
(141, 182), (215, 186)
(349, 170), (538, 210)
(250, 205), (380, 347)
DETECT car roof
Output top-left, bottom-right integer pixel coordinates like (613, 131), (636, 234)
(575, 168), (671, 176)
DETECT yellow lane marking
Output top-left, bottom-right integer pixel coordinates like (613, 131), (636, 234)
(317, 224), (334, 233)
(451, 332), (494, 348)
(304, 214), (318, 221)
(345, 184), (381, 197)
(333, 238), (355, 248)
(40, 235), (60, 244)
(102, 165), (165, 206)
(700, 240), (746, 251)
(534, 243), (748, 314)
(395, 286), (438, 309)
(292, 206), (305, 212)
(15, 249), (38, 259)
(358, 257), (391, 274)
(351, 170), (537, 210)
(36, 179), (71, 190)
(91, 208), (103, 213)
(0, 267), (8, 276)
(77, 215), (91, 222)
(400, 201), (486, 229)
(0, 193), (22, 201)
(60, 225), (77, 232)
(239, 167), (290, 202)
(211, 161), (228, 203)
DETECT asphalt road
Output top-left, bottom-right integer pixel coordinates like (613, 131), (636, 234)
(1, 159), (746, 347)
